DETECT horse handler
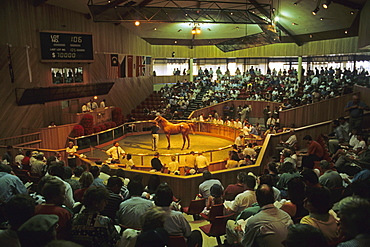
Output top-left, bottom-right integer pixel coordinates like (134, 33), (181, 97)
(151, 121), (160, 151)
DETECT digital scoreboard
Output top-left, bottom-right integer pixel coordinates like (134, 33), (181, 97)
(39, 31), (94, 62)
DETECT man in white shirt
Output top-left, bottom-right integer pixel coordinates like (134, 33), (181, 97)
(196, 152), (209, 173)
(224, 175), (257, 214)
(106, 141), (125, 164)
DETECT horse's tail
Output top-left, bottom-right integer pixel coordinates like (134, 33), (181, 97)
(189, 122), (196, 134)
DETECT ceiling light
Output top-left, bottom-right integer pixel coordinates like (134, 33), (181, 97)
(350, 11), (355, 14)
(312, 7), (319, 15)
(134, 21), (140, 26)
(196, 28), (201, 34)
(178, 29), (182, 32)
(293, 2), (297, 5)
(292, 22), (297, 25)
(344, 30), (348, 34)
(191, 28), (196, 35)
(153, 27), (157, 31)
(207, 28), (211, 31)
(309, 34), (313, 38)
(322, 0), (332, 9)
(274, 16), (280, 22)
(320, 17), (324, 20)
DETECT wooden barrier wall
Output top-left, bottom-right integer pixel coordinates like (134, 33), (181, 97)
(279, 94), (354, 128)
(39, 124), (75, 150)
(153, 75), (190, 84)
(189, 100), (281, 119)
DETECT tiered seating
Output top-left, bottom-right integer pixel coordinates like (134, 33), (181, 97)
(130, 91), (167, 121)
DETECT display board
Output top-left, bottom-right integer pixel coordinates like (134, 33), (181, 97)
(39, 31), (94, 62)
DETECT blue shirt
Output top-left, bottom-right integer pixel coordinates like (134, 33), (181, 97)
(352, 169), (370, 182)
(0, 172), (27, 204)
(345, 100), (368, 118)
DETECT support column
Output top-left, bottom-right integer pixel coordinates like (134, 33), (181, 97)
(189, 58), (194, 82)
(298, 56), (303, 83)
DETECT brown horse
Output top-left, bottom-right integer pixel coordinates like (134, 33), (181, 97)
(154, 115), (195, 150)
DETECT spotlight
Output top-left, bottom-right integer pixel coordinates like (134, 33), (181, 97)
(153, 27), (157, 30)
(274, 16), (280, 22)
(293, 2), (298, 5)
(320, 17), (324, 20)
(191, 28), (196, 35)
(178, 29), (182, 32)
(350, 11), (355, 14)
(312, 7), (319, 15)
(309, 34), (313, 38)
(134, 21), (140, 26)
(322, 0), (332, 9)
(196, 28), (201, 34)
(344, 30), (348, 34)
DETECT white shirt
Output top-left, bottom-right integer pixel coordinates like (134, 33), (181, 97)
(196, 155), (209, 168)
(106, 146), (125, 160)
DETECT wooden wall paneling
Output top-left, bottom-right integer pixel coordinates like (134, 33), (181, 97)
(279, 94), (354, 128)
(151, 37), (359, 58)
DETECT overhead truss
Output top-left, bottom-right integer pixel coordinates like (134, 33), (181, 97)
(87, 0), (273, 25)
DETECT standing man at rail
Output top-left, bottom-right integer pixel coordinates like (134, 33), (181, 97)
(106, 141), (125, 164)
(151, 121), (160, 151)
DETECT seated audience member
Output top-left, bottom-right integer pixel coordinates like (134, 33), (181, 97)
(116, 168), (130, 187)
(319, 160), (343, 189)
(99, 164), (111, 184)
(282, 148), (297, 168)
(337, 196), (370, 247)
(35, 178), (72, 240)
(18, 214), (59, 247)
(198, 171), (224, 200)
(49, 165), (75, 209)
(224, 175), (257, 214)
(124, 154), (135, 169)
(21, 150), (32, 170)
(241, 184), (293, 247)
(29, 175), (57, 205)
(0, 194), (35, 247)
(135, 207), (169, 247)
(74, 172), (94, 202)
(64, 166), (81, 192)
(31, 153), (45, 176)
(334, 149), (370, 175)
(267, 162), (280, 186)
(300, 187), (341, 245)
(151, 152), (164, 172)
(100, 176), (124, 221)
(226, 149), (240, 169)
(14, 148), (24, 167)
(167, 155), (180, 174)
(223, 172), (247, 201)
(301, 169), (322, 188)
(0, 164), (27, 207)
(284, 224), (328, 247)
(279, 177), (309, 222)
(71, 166), (84, 181)
(89, 166), (104, 187)
(263, 125), (276, 138)
(70, 186), (120, 247)
(117, 179), (153, 229)
(276, 162), (300, 196)
(299, 135), (324, 169)
(234, 133), (245, 149)
(155, 183), (203, 247)
(259, 174), (281, 201)
(144, 174), (161, 198)
(203, 184), (224, 215)
(243, 143), (257, 159)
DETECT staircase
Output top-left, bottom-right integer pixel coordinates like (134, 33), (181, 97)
(182, 85), (210, 119)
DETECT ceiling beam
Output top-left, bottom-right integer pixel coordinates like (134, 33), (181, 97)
(92, 0), (129, 16)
